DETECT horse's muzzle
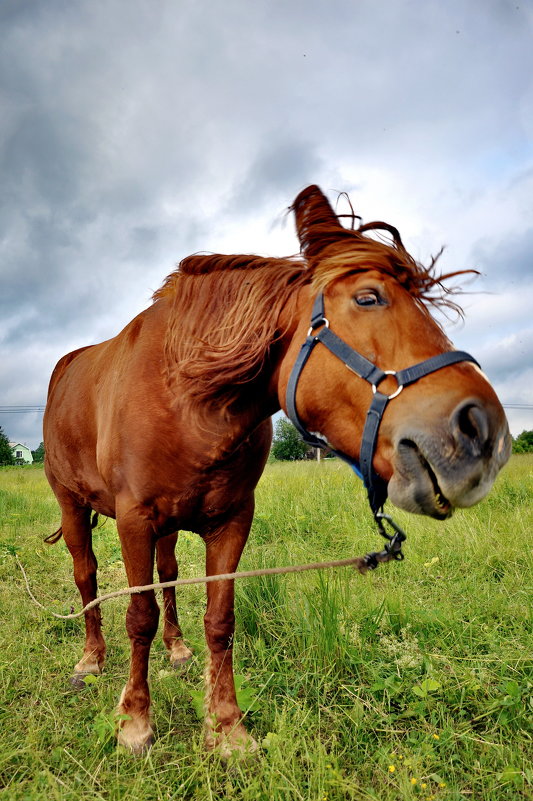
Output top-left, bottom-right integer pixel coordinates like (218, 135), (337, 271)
(387, 397), (512, 518)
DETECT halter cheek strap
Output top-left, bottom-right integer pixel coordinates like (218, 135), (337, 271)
(285, 292), (480, 548)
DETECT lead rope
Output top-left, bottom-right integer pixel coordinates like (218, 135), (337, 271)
(15, 530), (405, 621)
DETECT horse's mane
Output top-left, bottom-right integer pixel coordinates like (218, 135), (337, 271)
(307, 225), (472, 310)
(153, 207), (472, 411)
(154, 255), (309, 411)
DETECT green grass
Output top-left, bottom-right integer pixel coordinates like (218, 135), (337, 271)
(0, 457), (532, 800)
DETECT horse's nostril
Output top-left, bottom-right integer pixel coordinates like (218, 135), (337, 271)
(452, 400), (490, 451)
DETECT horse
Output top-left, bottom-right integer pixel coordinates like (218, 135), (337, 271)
(43, 184), (511, 756)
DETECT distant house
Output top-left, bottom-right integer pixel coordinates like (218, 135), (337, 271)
(9, 442), (33, 464)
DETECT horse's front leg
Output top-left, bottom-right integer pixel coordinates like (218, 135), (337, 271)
(115, 500), (159, 754)
(203, 498), (257, 758)
(156, 532), (193, 667)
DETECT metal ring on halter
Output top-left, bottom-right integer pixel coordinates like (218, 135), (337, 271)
(307, 317), (330, 337)
(372, 370), (404, 400)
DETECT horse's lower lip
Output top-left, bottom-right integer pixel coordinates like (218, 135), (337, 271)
(390, 439), (453, 519)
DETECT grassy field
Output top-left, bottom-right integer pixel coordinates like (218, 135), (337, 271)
(0, 457), (531, 801)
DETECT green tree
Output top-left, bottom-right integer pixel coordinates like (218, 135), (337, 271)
(271, 418), (311, 461)
(0, 426), (15, 466)
(32, 442), (45, 462)
(512, 430), (533, 453)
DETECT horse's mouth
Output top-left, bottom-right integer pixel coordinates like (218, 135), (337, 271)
(417, 450), (452, 519)
(388, 439), (453, 519)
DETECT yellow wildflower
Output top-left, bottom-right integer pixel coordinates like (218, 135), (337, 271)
(388, 765), (396, 773)
(410, 777), (418, 785)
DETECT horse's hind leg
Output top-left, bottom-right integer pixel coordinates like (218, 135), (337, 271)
(59, 499), (106, 686)
(156, 533), (193, 667)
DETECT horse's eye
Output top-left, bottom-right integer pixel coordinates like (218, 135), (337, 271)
(355, 291), (380, 307)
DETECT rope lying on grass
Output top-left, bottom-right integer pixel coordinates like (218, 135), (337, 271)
(15, 549), (394, 621)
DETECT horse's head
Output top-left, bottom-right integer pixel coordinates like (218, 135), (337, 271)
(281, 185), (511, 519)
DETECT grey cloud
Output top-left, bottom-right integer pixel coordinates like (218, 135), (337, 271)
(228, 138), (323, 219)
(473, 227), (533, 285)
(475, 329), (533, 382)
(2, 0), (533, 447)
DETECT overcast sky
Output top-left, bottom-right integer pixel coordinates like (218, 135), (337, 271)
(1, 0), (532, 449)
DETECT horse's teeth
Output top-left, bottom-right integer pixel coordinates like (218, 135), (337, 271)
(435, 493), (448, 510)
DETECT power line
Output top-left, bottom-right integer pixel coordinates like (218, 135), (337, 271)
(1, 403), (533, 413)
(0, 406), (46, 413)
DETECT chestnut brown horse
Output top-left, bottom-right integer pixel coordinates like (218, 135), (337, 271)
(43, 185), (510, 755)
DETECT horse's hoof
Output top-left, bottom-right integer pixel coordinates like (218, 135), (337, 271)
(169, 642), (193, 668)
(116, 702), (154, 755)
(71, 658), (102, 690)
(229, 735), (259, 763)
(121, 734), (154, 756)
(171, 654), (193, 669)
(69, 671), (98, 689)
(205, 723), (259, 761)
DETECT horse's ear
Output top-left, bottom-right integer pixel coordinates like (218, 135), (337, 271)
(291, 185), (344, 265)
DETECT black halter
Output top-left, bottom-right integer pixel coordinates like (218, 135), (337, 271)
(286, 292), (480, 556)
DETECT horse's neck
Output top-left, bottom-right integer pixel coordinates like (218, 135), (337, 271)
(154, 278), (309, 464)
(194, 380), (281, 462)
(180, 291), (307, 464)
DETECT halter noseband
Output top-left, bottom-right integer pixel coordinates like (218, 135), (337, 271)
(286, 292), (480, 555)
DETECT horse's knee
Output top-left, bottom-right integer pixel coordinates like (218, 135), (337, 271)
(156, 553), (177, 582)
(126, 594), (160, 643)
(204, 611), (235, 652)
(156, 532), (178, 578)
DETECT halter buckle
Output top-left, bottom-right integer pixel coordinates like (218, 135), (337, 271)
(372, 370), (403, 400)
(307, 317), (329, 338)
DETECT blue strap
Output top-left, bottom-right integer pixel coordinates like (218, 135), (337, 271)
(317, 327), (386, 386)
(285, 327), (365, 480)
(285, 335), (325, 447)
(348, 461), (364, 481)
(310, 293), (327, 329)
(396, 351), (480, 387)
(359, 391), (390, 512)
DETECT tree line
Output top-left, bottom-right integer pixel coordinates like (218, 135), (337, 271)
(1, 422), (532, 467)
(271, 418), (533, 460)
